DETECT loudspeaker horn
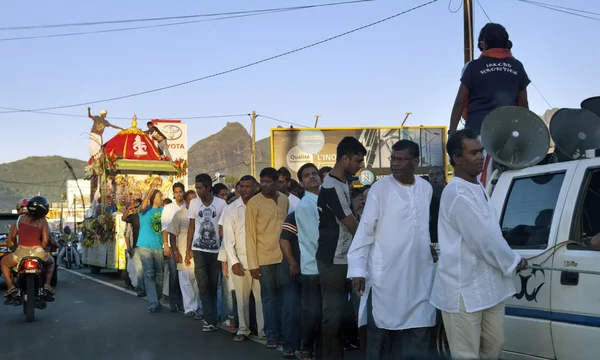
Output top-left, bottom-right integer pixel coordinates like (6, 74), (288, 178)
(480, 106), (551, 169)
(581, 96), (600, 117)
(549, 108), (600, 161)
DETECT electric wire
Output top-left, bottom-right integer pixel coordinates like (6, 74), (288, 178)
(518, 0), (600, 22)
(0, 0), (438, 114)
(257, 115), (310, 128)
(0, 0), (375, 31)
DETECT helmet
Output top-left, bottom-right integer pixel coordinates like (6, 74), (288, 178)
(17, 198), (29, 215)
(26, 196), (50, 219)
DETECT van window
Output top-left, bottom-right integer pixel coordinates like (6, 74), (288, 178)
(500, 173), (565, 249)
(570, 169), (600, 250)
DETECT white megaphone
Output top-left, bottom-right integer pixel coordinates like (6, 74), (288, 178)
(480, 106), (551, 193)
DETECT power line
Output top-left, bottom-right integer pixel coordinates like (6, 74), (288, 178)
(0, 0), (438, 114)
(518, 0), (600, 22)
(258, 115), (310, 128)
(0, 106), (250, 120)
(0, 0), (375, 31)
(0, 11), (293, 42)
(448, 0), (463, 14)
(475, 0), (492, 22)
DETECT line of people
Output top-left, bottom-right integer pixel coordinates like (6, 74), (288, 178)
(121, 132), (527, 360)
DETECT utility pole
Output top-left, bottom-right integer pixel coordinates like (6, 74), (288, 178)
(251, 111), (257, 178)
(314, 115), (321, 128)
(464, 0), (475, 64)
(73, 198), (77, 235)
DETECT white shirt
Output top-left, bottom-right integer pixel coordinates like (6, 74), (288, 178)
(288, 193), (300, 215)
(161, 202), (185, 232)
(348, 175), (436, 330)
(430, 177), (521, 313)
(219, 197), (250, 269)
(166, 208), (193, 270)
(187, 197), (227, 253)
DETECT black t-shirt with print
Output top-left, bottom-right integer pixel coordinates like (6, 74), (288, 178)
(461, 56), (530, 134)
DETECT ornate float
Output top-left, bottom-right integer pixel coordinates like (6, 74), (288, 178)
(82, 116), (187, 275)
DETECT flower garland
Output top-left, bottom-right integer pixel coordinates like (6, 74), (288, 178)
(104, 152), (120, 177)
(173, 158), (188, 178)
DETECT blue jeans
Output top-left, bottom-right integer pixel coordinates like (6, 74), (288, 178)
(138, 247), (164, 311)
(281, 258), (302, 352)
(259, 263), (282, 342)
(132, 247), (145, 292)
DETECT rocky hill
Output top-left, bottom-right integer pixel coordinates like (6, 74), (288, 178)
(0, 156), (87, 211)
(187, 122), (271, 184)
(0, 123), (274, 210)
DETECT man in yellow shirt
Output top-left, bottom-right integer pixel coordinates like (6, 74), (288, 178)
(246, 167), (289, 349)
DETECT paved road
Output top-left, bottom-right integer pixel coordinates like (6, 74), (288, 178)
(0, 268), (287, 360)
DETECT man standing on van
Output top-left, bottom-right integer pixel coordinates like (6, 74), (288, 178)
(431, 129), (527, 360)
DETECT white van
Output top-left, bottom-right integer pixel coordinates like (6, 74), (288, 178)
(434, 155), (600, 360)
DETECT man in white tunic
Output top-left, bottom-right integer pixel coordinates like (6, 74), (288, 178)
(347, 140), (437, 359)
(430, 129), (527, 360)
(167, 190), (202, 318)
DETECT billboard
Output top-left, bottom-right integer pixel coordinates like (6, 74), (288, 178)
(271, 127), (447, 183)
(152, 120), (188, 162)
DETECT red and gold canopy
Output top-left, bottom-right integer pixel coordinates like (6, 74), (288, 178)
(103, 117), (163, 161)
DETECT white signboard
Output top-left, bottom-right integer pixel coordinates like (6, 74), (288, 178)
(66, 179), (91, 206)
(152, 120), (188, 162)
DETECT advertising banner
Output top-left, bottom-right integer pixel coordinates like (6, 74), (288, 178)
(152, 120), (188, 162)
(271, 127), (447, 184)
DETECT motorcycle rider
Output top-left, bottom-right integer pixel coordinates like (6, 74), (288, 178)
(57, 226), (82, 268)
(1, 196), (56, 297)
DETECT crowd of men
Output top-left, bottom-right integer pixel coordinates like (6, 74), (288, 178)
(114, 22), (532, 360)
(117, 127), (529, 360)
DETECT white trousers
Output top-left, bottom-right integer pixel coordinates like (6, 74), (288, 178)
(232, 270), (264, 337)
(441, 296), (505, 360)
(178, 269), (202, 314)
(127, 254), (138, 288)
(89, 133), (103, 159)
(162, 262), (169, 296)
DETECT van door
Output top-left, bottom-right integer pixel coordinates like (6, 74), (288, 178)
(549, 159), (600, 360)
(491, 165), (573, 359)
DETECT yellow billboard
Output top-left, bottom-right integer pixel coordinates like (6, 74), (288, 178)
(271, 126), (447, 184)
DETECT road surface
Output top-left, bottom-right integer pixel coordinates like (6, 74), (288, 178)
(0, 268), (291, 360)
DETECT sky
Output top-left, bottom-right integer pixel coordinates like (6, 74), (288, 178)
(0, 0), (598, 164)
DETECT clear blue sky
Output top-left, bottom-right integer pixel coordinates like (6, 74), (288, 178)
(0, 0), (597, 164)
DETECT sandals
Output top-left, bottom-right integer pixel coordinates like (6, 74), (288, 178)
(282, 351), (296, 358)
(233, 334), (248, 342)
(266, 340), (278, 349)
(43, 284), (55, 295)
(298, 351), (313, 360)
(3, 287), (17, 298)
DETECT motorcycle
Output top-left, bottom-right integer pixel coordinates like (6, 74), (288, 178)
(63, 241), (76, 269)
(4, 256), (54, 322)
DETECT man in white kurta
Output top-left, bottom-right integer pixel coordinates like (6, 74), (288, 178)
(347, 140), (437, 360)
(430, 129), (526, 360)
(221, 176), (264, 341)
(167, 190), (202, 318)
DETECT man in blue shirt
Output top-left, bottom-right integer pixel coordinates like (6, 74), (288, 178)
(136, 180), (165, 313)
(295, 163), (323, 360)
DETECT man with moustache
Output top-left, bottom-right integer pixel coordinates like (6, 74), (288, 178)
(348, 140), (437, 359)
(431, 129), (527, 360)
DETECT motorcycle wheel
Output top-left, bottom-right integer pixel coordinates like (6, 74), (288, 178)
(24, 276), (35, 322)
